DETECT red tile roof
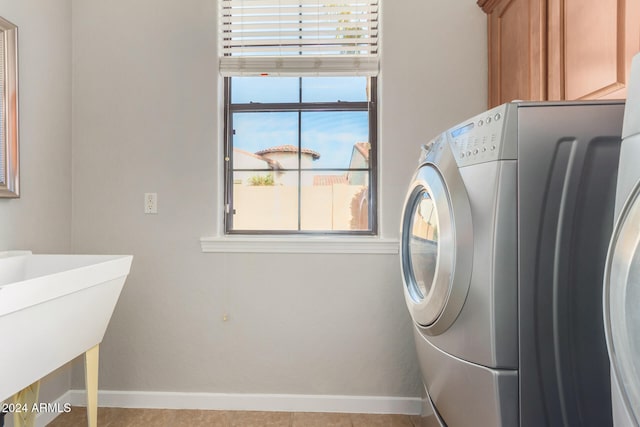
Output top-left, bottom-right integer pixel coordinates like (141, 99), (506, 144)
(256, 145), (321, 160)
(354, 142), (370, 160)
(233, 147), (284, 170)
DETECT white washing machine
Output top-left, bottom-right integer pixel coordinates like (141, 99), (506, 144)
(401, 101), (625, 426)
(604, 53), (640, 427)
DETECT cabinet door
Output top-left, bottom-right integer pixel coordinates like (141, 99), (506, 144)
(548, 0), (640, 100)
(482, 0), (546, 107)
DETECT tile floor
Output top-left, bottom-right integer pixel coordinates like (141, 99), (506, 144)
(47, 407), (423, 427)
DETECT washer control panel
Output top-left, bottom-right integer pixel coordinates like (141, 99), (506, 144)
(448, 104), (508, 167)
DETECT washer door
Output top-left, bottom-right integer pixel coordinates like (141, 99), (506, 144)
(605, 182), (640, 426)
(400, 157), (472, 335)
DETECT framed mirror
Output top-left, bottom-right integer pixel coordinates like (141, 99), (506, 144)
(0, 16), (18, 198)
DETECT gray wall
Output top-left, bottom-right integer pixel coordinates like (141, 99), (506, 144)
(0, 0), (487, 416)
(379, 2), (488, 234)
(0, 0), (72, 407)
(67, 0), (487, 401)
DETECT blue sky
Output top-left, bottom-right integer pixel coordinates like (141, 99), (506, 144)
(232, 76), (368, 103)
(231, 77), (369, 169)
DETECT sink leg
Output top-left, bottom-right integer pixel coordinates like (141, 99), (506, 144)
(12, 381), (40, 427)
(85, 344), (99, 427)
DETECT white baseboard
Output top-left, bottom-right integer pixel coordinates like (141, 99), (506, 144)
(65, 390), (422, 415)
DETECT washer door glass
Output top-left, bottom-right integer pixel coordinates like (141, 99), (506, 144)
(606, 187), (640, 425)
(407, 190), (440, 303)
(402, 165), (456, 328)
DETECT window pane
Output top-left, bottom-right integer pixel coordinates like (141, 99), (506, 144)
(300, 171), (369, 231)
(231, 172), (298, 231)
(231, 77), (299, 104)
(302, 77), (368, 102)
(232, 112), (300, 169)
(301, 112), (369, 169)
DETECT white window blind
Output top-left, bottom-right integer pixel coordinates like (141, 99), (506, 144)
(219, 0), (379, 76)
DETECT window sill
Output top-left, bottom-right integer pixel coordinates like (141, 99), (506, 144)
(199, 236), (399, 254)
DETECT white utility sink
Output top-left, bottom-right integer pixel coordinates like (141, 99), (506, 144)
(0, 251), (132, 426)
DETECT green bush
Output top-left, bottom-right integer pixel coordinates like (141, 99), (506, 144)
(248, 174), (275, 186)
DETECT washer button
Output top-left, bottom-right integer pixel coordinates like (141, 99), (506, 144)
(494, 113), (501, 121)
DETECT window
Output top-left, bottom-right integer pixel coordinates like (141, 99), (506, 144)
(219, 0), (379, 235)
(224, 76), (377, 233)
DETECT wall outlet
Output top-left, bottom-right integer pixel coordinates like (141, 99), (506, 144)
(144, 193), (157, 214)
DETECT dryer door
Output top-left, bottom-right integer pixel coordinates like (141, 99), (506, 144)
(605, 183), (640, 426)
(400, 155), (472, 335)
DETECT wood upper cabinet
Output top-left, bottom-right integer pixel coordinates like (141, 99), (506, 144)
(479, 0), (640, 107)
(480, 0), (546, 107)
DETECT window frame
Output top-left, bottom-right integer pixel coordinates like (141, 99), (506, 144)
(223, 76), (378, 236)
